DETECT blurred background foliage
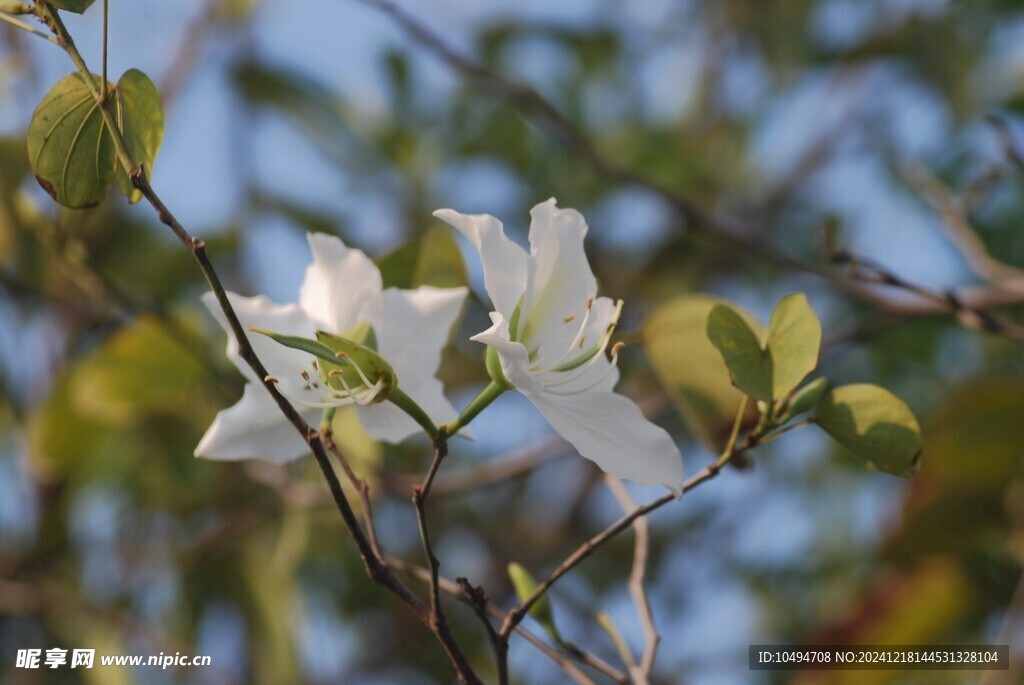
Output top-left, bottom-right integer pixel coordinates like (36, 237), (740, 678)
(2, 0), (1024, 683)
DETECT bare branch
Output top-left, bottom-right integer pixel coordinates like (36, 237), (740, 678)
(605, 476), (658, 683)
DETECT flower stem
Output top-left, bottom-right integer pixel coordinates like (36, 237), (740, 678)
(442, 381), (505, 438)
(388, 386), (439, 440)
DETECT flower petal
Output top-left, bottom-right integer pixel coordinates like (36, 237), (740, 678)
(195, 384), (320, 462)
(525, 389), (683, 495)
(518, 199), (597, 350)
(202, 291), (320, 398)
(369, 286), (467, 386)
(433, 208), (528, 323)
(471, 313), (541, 395)
(298, 232), (382, 332)
(357, 374), (464, 443)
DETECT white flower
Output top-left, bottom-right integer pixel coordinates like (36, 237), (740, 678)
(435, 198), (683, 495)
(196, 233), (467, 462)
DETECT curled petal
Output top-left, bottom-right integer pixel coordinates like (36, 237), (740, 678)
(525, 389), (684, 496)
(518, 199), (598, 349)
(433, 208), (529, 323)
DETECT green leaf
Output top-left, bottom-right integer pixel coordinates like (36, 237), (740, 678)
(778, 376), (828, 422)
(375, 239), (419, 289)
(27, 70), (164, 208)
(411, 225), (468, 289)
(28, 72), (115, 208)
(765, 293), (821, 399)
(111, 69), (164, 203)
(508, 563), (560, 641)
(707, 303), (773, 401)
(47, 0), (96, 13)
(813, 384), (922, 477)
(643, 295), (762, 450)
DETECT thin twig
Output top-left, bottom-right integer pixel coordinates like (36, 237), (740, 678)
(833, 249), (1024, 343)
(388, 555), (627, 685)
(410, 437), (480, 683)
(501, 399), (757, 640)
(605, 477), (658, 684)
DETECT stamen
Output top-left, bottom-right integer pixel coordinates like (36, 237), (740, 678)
(336, 354), (379, 390)
(264, 375), (279, 383)
(563, 313), (576, 324)
(536, 298), (594, 371)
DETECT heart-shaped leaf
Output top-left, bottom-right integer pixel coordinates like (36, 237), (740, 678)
(707, 303), (773, 401)
(28, 70), (164, 208)
(813, 384), (922, 477)
(766, 293), (821, 399)
(28, 72), (115, 208)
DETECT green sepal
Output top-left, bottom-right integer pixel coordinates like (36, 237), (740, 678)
(486, 346), (514, 390)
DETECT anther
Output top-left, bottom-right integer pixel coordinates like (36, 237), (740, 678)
(563, 313), (576, 324)
(264, 375), (279, 383)
(611, 341), (625, 356)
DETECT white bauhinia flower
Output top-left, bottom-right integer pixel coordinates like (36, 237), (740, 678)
(196, 232), (467, 462)
(434, 198), (684, 496)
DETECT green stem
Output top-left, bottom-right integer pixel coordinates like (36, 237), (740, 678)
(101, 0), (108, 91)
(755, 418), (812, 447)
(388, 386), (439, 440)
(442, 381), (505, 438)
(714, 395), (749, 469)
(38, 4), (132, 168)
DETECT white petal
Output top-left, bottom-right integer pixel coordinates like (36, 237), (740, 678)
(518, 199), (597, 350)
(525, 389), (683, 496)
(368, 286), (467, 386)
(202, 291), (321, 397)
(357, 375), (463, 443)
(433, 209), (529, 323)
(471, 313), (541, 395)
(195, 384), (320, 462)
(298, 232), (382, 332)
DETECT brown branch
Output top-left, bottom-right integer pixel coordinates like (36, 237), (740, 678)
(407, 436), (481, 683)
(833, 249), (1024, 343)
(388, 556), (627, 685)
(605, 477), (658, 683)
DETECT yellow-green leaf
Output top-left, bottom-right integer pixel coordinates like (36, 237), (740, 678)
(412, 225), (468, 288)
(766, 293), (821, 399)
(813, 384), (922, 477)
(707, 303), (773, 402)
(47, 0), (96, 13)
(112, 69), (164, 203)
(508, 562), (560, 641)
(643, 295), (762, 450)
